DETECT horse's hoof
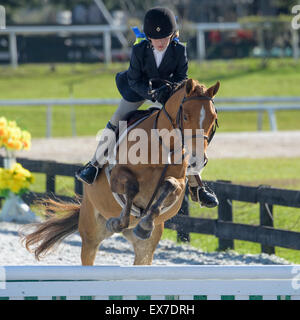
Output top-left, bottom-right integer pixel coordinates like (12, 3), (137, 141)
(133, 223), (153, 240)
(106, 218), (122, 233)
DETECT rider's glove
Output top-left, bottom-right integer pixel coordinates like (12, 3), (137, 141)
(151, 84), (172, 105)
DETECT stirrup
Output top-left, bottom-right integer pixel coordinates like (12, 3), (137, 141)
(75, 162), (100, 185)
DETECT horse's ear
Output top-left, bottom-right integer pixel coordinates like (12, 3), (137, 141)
(207, 81), (220, 98)
(185, 78), (195, 96)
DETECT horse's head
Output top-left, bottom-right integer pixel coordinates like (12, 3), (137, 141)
(166, 78), (219, 172)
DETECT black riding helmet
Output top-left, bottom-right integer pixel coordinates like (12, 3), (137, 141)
(143, 7), (177, 39)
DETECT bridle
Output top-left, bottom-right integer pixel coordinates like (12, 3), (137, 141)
(149, 79), (218, 147)
(167, 95), (218, 143)
(152, 89), (219, 157)
(141, 87), (218, 217)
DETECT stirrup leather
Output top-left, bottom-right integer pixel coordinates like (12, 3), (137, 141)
(188, 185), (201, 203)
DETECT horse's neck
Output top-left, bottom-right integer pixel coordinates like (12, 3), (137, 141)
(157, 88), (185, 129)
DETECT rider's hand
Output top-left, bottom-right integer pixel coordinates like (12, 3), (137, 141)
(151, 84), (172, 105)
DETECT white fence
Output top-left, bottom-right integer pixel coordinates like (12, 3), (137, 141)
(1, 265), (300, 300)
(0, 25), (128, 68)
(1, 97), (300, 137)
(1, 23), (299, 67)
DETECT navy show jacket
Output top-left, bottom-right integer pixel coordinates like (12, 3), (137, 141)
(115, 39), (188, 102)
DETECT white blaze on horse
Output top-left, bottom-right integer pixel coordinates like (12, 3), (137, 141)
(22, 79), (219, 265)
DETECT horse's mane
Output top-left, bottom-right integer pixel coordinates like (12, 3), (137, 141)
(172, 80), (187, 94)
(172, 79), (208, 97)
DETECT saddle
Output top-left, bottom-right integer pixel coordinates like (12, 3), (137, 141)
(114, 106), (161, 141)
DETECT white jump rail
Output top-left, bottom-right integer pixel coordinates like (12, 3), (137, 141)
(1, 265), (300, 300)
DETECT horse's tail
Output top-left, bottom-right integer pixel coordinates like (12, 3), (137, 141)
(21, 197), (81, 261)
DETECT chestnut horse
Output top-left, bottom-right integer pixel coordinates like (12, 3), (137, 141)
(23, 79), (219, 265)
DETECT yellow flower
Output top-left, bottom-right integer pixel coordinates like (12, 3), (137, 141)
(10, 127), (22, 140)
(21, 130), (32, 150)
(0, 126), (8, 139)
(0, 163), (34, 196)
(0, 116), (7, 127)
(10, 182), (21, 194)
(23, 140), (31, 150)
(8, 120), (17, 128)
(0, 118), (32, 152)
(13, 140), (23, 150)
(6, 140), (18, 150)
(22, 130), (31, 140)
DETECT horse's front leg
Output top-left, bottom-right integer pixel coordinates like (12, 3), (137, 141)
(133, 177), (183, 240)
(106, 167), (139, 233)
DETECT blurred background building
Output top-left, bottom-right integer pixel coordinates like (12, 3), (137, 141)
(0, 0), (298, 64)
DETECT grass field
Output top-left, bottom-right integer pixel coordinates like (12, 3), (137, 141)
(0, 58), (300, 136)
(1, 58), (300, 263)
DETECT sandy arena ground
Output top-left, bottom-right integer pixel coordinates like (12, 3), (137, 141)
(4, 131), (300, 164)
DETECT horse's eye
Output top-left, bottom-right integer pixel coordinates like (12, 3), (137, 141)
(183, 114), (188, 121)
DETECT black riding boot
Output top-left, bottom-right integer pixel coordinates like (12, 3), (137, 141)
(188, 173), (218, 208)
(75, 121), (117, 185)
(189, 184), (219, 208)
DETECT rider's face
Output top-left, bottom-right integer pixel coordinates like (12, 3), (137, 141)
(149, 35), (172, 51)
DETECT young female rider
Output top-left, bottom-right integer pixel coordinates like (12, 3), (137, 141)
(75, 7), (218, 208)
